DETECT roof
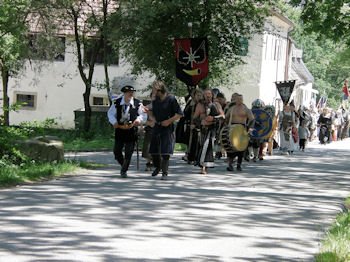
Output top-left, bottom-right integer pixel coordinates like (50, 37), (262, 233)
(269, 10), (295, 28)
(289, 47), (314, 85)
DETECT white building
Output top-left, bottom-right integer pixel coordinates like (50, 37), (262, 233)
(288, 44), (317, 109)
(0, 37), (153, 129)
(219, 10), (317, 112)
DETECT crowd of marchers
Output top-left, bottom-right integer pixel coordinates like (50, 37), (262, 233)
(108, 81), (350, 178)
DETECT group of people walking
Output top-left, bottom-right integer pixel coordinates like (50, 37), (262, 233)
(108, 81), (350, 179)
(107, 81), (182, 180)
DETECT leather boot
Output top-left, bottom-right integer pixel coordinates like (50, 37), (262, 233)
(120, 159), (130, 178)
(161, 157), (169, 180)
(151, 155), (161, 176)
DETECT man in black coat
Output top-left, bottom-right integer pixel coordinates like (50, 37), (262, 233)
(147, 81), (183, 180)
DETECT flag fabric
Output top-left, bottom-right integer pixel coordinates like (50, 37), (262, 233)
(343, 79), (349, 100)
(275, 80), (296, 104)
(174, 38), (209, 86)
(317, 95), (327, 110)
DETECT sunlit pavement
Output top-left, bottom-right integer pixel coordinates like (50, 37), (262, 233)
(0, 139), (349, 261)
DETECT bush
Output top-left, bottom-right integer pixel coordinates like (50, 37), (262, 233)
(0, 104), (58, 165)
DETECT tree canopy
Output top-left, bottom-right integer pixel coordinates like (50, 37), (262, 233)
(290, 0), (350, 45)
(117, 0), (278, 93)
(287, 0), (350, 108)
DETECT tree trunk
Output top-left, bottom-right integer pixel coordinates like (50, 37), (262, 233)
(1, 67), (10, 126)
(103, 45), (111, 104)
(83, 89), (92, 133)
(72, 7), (101, 135)
(102, 0), (111, 105)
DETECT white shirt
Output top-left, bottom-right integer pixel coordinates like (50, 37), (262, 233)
(107, 95), (147, 126)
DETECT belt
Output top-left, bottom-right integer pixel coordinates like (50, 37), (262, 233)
(118, 124), (132, 130)
(231, 123), (246, 127)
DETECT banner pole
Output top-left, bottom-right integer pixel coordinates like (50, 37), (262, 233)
(188, 22), (193, 38)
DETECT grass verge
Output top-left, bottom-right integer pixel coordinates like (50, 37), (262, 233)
(64, 135), (187, 152)
(64, 136), (114, 150)
(30, 127), (188, 152)
(315, 198), (350, 262)
(0, 160), (103, 188)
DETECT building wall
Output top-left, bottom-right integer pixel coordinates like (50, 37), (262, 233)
(260, 15), (290, 108)
(294, 83), (318, 109)
(219, 14), (291, 110)
(219, 33), (264, 106)
(1, 38), (152, 128)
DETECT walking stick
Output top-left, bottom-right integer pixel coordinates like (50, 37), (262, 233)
(136, 129), (140, 170)
(187, 102), (196, 157)
(186, 88), (197, 157)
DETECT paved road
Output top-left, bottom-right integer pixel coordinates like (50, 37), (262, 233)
(0, 139), (349, 262)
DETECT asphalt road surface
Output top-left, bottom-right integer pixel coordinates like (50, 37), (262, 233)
(0, 139), (349, 261)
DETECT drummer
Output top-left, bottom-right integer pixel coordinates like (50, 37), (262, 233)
(225, 94), (255, 171)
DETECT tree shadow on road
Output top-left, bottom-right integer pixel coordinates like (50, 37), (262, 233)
(0, 144), (349, 261)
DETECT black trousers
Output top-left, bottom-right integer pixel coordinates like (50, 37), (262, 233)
(151, 154), (170, 174)
(299, 139), (306, 150)
(114, 139), (135, 166)
(227, 151), (243, 166)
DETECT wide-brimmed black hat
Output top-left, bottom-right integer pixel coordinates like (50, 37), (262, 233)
(121, 85), (136, 92)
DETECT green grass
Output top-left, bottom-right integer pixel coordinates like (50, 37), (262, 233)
(345, 196), (350, 210)
(28, 127), (188, 152)
(174, 143), (187, 152)
(0, 160), (102, 187)
(63, 134), (187, 152)
(315, 202), (350, 262)
(64, 136), (114, 150)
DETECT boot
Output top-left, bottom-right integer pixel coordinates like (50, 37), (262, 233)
(152, 167), (160, 176)
(145, 162), (152, 171)
(151, 155), (161, 176)
(226, 164), (234, 172)
(226, 157), (234, 171)
(120, 159), (130, 178)
(161, 157), (169, 180)
(253, 148), (259, 162)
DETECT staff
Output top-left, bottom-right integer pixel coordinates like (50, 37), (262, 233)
(136, 130), (140, 170)
(186, 88), (197, 158)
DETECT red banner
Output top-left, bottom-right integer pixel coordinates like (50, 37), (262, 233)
(174, 38), (209, 86)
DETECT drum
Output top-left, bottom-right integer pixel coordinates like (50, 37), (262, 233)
(220, 124), (249, 153)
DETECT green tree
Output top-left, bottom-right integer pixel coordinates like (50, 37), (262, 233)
(0, 0), (30, 126)
(0, 0), (66, 126)
(289, 0), (350, 44)
(289, 0), (350, 108)
(49, 0), (118, 135)
(117, 0), (278, 94)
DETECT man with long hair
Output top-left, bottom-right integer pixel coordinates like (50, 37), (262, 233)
(225, 94), (254, 171)
(147, 81), (183, 180)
